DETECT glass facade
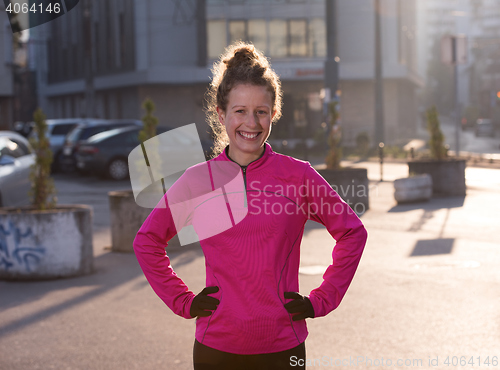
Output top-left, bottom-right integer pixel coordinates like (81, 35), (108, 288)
(208, 18), (326, 59)
(207, 20), (227, 59)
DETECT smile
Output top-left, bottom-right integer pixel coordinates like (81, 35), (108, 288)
(238, 131), (261, 139)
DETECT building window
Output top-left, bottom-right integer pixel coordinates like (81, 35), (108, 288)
(248, 19), (267, 52)
(309, 18), (326, 57)
(208, 20), (227, 59)
(229, 20), (247, 44)
(289, 19), (307, 57)
(208, 18), (325, 59)
(269, 19), (287, 57)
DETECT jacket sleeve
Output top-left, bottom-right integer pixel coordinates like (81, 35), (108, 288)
(302, 164), (368, 318)
(133, 182), (196, 319)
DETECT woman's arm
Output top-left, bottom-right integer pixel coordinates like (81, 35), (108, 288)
(302, 164), (368, 318)
(133, 195), (196, 319)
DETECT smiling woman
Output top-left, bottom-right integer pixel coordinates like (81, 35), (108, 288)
(206, 41), (282, 161)
(133, 42), (367, 370)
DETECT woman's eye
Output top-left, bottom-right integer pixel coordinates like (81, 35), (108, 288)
(236, 109), (245, 113)
(257, 110), (268, 115)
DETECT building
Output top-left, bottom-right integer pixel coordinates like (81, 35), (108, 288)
(337, 0), (421, 145)
(0, 1), (14, 130)
(32, 0), (421, 146)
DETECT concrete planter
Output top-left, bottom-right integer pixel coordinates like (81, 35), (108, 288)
(394, 174), (432, 204)
(408, 159), (466, 197)
(0, 205), (93, 280)
(316, 168), (369, 215)
(108, 190), (182, 253)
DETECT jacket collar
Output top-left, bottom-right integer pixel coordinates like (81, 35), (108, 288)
(219, 142), (274, 170)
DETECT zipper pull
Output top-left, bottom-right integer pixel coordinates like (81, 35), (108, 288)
(241, 166), (247, 208)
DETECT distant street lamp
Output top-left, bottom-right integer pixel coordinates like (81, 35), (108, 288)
(374, 0), (384, 145)
(441, 34), (467, 157)
(83, 0), (95, 118)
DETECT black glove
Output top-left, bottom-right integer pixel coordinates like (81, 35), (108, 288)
(190, 286), (220, 318)
(284, 292), (315, 321)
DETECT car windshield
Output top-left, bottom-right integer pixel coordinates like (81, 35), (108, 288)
(51, 123), (78, 136)
(66, 127), (83, 143)
(80, 127), (109, 140)
(87, 128), (137, 143)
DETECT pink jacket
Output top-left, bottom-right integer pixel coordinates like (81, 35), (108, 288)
(133, 143), (367, 355)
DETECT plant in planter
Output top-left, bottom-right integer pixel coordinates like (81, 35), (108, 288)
(29, 108), (57, 210)
(325, 101), (342, 170)
(108, 98), (183, 252)
(407, 106), (466, 197)
(426, 105), (447, 160)
(0, 108), (93, 280)
(316, 101), (369, 215)
(355, 131), (370, 160)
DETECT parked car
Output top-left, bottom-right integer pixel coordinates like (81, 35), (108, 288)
(28, 118), (82, 172)
(0, 131), (35, 207)
(60, 119), (142, 172)
(75, 126), (213, 180)
(475, 118), (495, 137)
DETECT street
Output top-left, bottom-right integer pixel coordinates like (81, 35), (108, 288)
(0, 162), (499, 369)
(439, 116), (500, 157)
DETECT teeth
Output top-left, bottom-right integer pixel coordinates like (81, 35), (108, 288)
(239, 131), (258, 139)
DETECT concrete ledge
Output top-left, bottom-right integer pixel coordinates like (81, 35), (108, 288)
(408, 159), (466, 196)
(394, 174), (432, 204)
(109, 190), (182, 253)
(0, 205), (93, 280)
(316, 167), (369, 216)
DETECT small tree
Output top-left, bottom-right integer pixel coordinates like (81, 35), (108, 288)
(426, 106), (447, 160)
(139, 98), (159, 145)
(355, 131), (370, 159)
(325, 101), (342, 169)
(137, 98), (160, 182)
(29, 108), (56, 210)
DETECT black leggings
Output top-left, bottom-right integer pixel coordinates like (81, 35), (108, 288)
(193, 339), (306, 370)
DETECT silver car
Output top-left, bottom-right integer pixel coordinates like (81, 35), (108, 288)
(0, 131), (35, 207)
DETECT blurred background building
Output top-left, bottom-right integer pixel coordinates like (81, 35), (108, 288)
(1, 1), (14, 128)
(421, 0), (500, 127)
(14, 0), (500, 148)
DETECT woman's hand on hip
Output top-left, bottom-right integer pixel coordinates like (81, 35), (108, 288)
(284, 292), (315, 321)
(190, 286), (220, 318)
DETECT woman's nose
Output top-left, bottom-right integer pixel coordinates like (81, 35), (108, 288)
(247, 113), (259, 128)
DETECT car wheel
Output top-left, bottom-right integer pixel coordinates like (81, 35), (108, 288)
(107, 158), (129, 180)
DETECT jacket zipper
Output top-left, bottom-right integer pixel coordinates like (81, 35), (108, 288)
(241, 165), (247, 207)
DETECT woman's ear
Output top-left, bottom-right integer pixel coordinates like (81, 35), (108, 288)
(216, 106), (225, 124)
(272, 110), (277, 120)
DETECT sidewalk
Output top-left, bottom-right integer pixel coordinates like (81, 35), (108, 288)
(1, 162), (499, 369)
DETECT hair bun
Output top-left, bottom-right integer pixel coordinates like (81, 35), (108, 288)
(224, 46), (257, 69)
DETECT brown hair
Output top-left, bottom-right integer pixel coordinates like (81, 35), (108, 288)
(205, 42), (283, 157)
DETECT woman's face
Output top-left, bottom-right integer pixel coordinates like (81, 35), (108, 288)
(217, 84), (275, 166)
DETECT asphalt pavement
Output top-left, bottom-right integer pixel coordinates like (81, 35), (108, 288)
(1, 162), (499, 370)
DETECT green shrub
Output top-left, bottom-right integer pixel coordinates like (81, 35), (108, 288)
(325, 101), (342, 169)
(426, 106), (447, 160)
(355, 132), (370, 159)
(29, 108), (56, 210)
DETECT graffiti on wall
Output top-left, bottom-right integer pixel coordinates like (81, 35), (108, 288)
(0, 220), (46, 272)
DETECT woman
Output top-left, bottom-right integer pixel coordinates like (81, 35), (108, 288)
(133, 42), (367, 369)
